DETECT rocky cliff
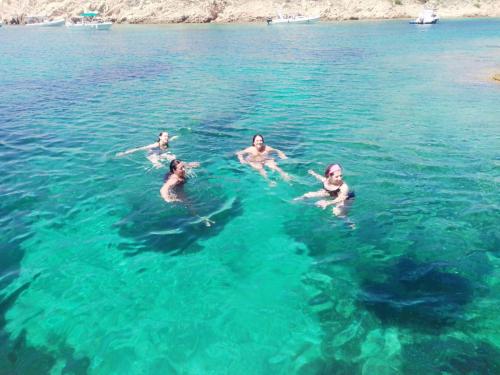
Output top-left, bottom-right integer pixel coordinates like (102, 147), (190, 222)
(2, 0), (500, 24)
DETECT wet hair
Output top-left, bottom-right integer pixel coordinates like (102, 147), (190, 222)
(324, 163), (342, 177)
(252, 134), (264, 145)
(157, 131), (169, 144)
(170, 159), (182, 173)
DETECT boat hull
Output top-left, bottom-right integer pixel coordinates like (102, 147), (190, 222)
(66, 22), (112, 30)
(26, 18), (65, 27)
(268, 16), (320, 25)
(409, 19), (438, 24)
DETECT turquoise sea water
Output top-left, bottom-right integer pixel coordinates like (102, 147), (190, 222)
(0, 19), (499, 374)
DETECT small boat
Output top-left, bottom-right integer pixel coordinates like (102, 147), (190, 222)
(409, 9), (439, 24)
(267, 13), (320, 25)
(66, 12), (112, 30)
(25, 15), (65, 27)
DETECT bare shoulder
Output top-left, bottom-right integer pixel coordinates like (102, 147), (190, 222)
(340, 183), (350, 194)
(163, 174), (177, 186)
(237, 146), (252, 154)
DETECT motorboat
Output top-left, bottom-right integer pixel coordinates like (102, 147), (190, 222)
(409, 9), (439, 24)
(267, 14), (320, 25)
(66, 12), (112, 30)
(25, 15), (65, 27)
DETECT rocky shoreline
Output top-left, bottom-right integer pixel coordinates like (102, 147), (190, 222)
(2, 0), (500, 24)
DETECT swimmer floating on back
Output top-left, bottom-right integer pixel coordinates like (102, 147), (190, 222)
(235, 134), (291, 185)
(294, 163), (355, 217)
(116, 131), (178, 168)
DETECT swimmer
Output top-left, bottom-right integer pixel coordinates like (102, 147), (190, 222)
(294, 164), (355, 217)
(116, 131), (178, 168)
(160, 159), (200, 203)
(235, 134), (291, 185)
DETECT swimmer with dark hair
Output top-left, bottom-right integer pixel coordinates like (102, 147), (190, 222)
(160, 159), (200, 203)
(116, 131), (178, 168)
(295, 164), (355, 217)
(235, 134), (291, 185)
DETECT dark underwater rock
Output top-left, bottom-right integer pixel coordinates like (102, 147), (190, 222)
(360, 258), (474, 330)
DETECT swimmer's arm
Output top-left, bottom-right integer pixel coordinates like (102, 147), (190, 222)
(116, 142), (158, 157)
(236, 147), (251, 164)
(169, 136), (179, 142)
(186, 162), (200, 169)
(331, 185), (350, 205)
(308, 170), (325, 182)
(160, 178), (180, 202)
(269, 147), (288, 160)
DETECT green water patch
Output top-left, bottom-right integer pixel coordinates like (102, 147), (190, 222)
(283, 200), (403, 373)
(2, 193), (326, 374)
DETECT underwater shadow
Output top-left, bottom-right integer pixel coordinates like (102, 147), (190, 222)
(117, 195), (243, 256)
(360, 257), (474, 331)
(0, 329), (90, 375)
(402, 337), (500, 374)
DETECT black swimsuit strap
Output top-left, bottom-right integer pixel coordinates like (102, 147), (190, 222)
(323, 181), (340, 192)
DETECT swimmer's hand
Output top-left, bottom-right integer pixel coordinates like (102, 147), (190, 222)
(187, 162), (200, 168)
(315, 200), (330, 209)
(308, 170), (324, 182)
(116, 152), (126, 157)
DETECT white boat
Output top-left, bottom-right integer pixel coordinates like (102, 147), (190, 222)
(66, 12), (112, 30)
(25, 15), (65, 27)
(267, 14), (320, 25)
(409, 9), (439, 24)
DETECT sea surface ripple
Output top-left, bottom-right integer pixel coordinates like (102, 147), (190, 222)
(0, 20), (499, 374)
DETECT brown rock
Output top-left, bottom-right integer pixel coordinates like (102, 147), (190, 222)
(493, 74), (500, 82)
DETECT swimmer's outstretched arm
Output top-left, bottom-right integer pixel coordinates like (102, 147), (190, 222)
(308, 170), (325, 182)
(269, 146), (288, 160)
(186, 162), (200, 169)
(236, 147), (251, 164)
(294, 189), (328, 201)
(116, 142), (158, 157)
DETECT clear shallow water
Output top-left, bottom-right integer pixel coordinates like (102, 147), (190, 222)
(0, 19), (499, 374)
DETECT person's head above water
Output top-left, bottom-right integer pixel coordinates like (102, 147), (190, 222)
(324, 164), (343, 181)
(157, 131), (169, 145)
(252, 134), (265, 149)
(170, 159), (185, 177)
